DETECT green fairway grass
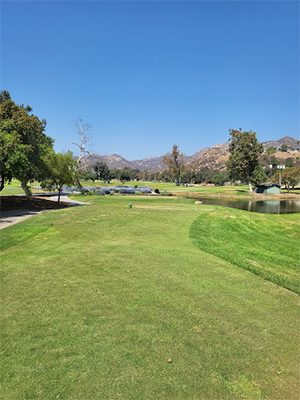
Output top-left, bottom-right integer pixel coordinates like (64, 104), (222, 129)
(0, 180), (26, 195)
(0, 179), (295, 197)
(0, 180), (43, 196)
(190, 207), (300, 294)
(78, 179), (251, 196)
(1, 195), (299, 399)
(0, 180), (250, 198)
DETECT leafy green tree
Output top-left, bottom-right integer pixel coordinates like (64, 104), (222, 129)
(44, 151), (76, 203)
(267, 155), (280, 177)
(0, 90), (11, 104)
(272, 166), (300, 192)
(265, 146), (276, 157)
(261, 152), (279, 178)
(115, 166), (140, 182)
(180, 170), (192, 184)
(226, 129), (263, 192)
(147, 172), (156, 181)
(118, 169), (131, 183)
(262, 146), (277, 175)
(285, 158), (294, 168)
(109, 169), (118, 180)
(163, 145), (184, 185)
(157, 170), (171, 182)
(194, 167), (215, 184)
(130, 168), (141, 181)
(269, 155), (279, 168)
(142, 170), (150, 181)
(250, 165), (268, 186)
(280, 144), (288, 152)
(0, 94), (54, 194)
(211, 171), (229, 186)
(0, 122), (26, 191)
(78, 170), (97, 182)
(94, 161), (111, 182)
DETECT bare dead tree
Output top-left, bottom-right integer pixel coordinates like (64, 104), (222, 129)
(72, 118), (93, 194)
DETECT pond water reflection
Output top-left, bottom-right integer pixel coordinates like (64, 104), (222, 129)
(197, 198), (300, 214)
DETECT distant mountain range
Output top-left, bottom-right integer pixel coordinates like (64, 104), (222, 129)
(80, 136), (299, 172)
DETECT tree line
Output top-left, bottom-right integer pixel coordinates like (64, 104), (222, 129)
(160, 132), (299, 191)
(1, 91), (299, 196)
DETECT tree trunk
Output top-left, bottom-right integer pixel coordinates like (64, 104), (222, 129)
(21, 181), (31, 196)
(248, 182), (253, 192)
(0, 176), (4, 192)
(74, 175), (86, 194)
(58, 186), (61, 204)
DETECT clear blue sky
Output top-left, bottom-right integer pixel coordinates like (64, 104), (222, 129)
(1, 0), (299, 160)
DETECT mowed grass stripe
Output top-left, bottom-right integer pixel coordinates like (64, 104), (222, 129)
(1, 195), (299, 399)
(190, 207), (300, 294)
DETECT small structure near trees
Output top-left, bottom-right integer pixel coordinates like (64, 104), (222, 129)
(255, 183), (280, 194)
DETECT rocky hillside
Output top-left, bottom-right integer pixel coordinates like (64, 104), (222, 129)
(262, 136), (300, 150)
(130, 155), (168, 171)
(185, 143), (229, 172)
(79, 153), (137, 171)
(184, 137), (300, 172)
(79, 136), (299, 172)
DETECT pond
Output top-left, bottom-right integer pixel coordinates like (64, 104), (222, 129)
(196, 198), (300, 214)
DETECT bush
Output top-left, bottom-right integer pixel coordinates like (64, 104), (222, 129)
(40, 181), (55, 191)
(26, 185), (32, 196)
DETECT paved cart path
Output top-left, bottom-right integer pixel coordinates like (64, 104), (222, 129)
(0, 195), (90, 230)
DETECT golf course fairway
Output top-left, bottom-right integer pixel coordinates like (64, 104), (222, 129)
(1, 195), (299, 399)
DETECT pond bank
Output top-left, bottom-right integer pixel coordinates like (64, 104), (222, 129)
(174, 191), (300, 201)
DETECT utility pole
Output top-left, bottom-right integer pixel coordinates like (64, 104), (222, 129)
(277, 158), (285, 193)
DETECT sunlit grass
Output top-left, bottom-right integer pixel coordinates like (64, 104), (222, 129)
(0, 180), (42, 196)
(80, 179), (251, 196)
(190, 206), (300, 293)
(1, 195), (299, 399)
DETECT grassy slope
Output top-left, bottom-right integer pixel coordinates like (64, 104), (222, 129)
(190, 207), (300, 294)
(1, 195), (299, 399)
